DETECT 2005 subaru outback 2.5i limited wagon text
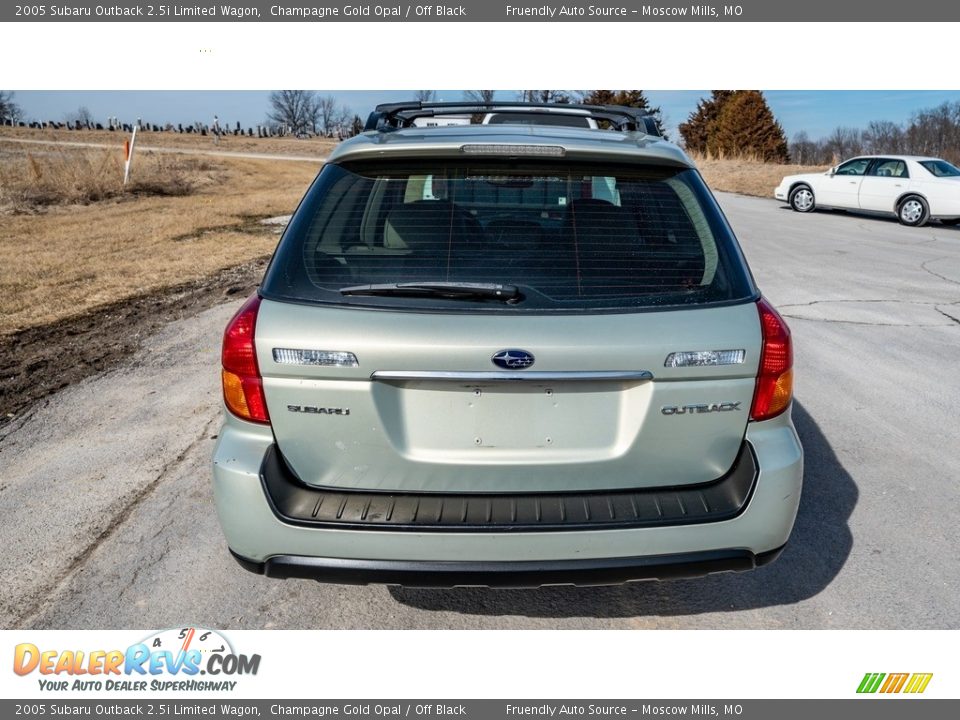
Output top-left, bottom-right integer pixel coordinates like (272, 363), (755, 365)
(212, 101), (803, 587)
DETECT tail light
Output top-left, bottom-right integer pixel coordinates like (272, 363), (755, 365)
(750, 298), (793, 421)
(221, 295), (270, 424)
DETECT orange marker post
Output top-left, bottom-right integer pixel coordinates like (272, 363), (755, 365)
(123, 125), (137, 185)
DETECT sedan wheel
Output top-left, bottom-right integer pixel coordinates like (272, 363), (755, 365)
(789, 185), (815, 213)
(898, 196), (929, 227)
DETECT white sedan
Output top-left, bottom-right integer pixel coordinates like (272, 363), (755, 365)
(775, 155), (960, 226)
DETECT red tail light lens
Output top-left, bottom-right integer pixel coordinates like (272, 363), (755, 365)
(750, 298), (793, 422)
(221, 295), (270, 424)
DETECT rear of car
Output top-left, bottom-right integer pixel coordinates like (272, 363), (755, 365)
(213, 113), (802, 587)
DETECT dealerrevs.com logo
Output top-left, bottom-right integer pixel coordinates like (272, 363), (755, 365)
(13, 627), (260, 692)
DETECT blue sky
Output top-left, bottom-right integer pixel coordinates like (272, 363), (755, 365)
(12, 90), (960, 141)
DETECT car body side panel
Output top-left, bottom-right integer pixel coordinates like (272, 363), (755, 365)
(858, 175), (910, 212)
(815, 173), (863, 209)
(910, 170), (960, 217)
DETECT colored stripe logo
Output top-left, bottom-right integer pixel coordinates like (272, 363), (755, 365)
(857, 672), (933, 694)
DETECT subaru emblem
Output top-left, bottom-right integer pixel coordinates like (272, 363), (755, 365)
(492, 349), (535, 370)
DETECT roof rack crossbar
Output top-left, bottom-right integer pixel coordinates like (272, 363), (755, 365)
(363, 101), (661, 136)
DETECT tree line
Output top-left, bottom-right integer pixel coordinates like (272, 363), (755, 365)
(267, 90), (362, 138)
(789, 101), (960, 166)
(14, 89), (956, 167)
(268, 89), (671, 138)
(678, 91), (960, 166)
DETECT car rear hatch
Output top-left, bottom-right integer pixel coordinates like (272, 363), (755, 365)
(257, 300), (760, 493)
(253, 152), (762, 494)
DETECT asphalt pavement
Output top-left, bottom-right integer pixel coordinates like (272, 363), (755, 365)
(2, 193), (958, 629)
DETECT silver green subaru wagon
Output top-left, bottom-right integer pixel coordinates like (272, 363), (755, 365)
(212, 101), (803, 587)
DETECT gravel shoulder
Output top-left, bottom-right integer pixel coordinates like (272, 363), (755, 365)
(0, 257), (268, 425)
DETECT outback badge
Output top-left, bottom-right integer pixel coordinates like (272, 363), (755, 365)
(661, 402), (741, 415)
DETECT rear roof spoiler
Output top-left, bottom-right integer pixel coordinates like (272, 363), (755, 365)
(364, 101), (662, 136)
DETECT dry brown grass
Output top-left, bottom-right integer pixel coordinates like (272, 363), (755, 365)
(690, 152), (830, 198)
(0, 149), (320, 335)
(0, 146), (216, 212)
(0, 126), (338, 158)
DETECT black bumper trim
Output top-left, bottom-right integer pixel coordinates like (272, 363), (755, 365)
(230, 546), (784, 588)
(260, 442), (758, 533)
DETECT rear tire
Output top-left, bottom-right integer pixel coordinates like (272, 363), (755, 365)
(897, 196), (929, 227)
(789, 185), (815, 213)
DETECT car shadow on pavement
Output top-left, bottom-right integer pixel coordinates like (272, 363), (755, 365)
(777, 205), (960, 231)
(388, 401), (856, 620)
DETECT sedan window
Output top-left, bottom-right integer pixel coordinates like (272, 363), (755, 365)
(835, 158), (871, 176)
(919, 160), (960, 177)
(869, 159), (908, 178)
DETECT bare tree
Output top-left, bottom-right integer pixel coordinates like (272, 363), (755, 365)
(905, 102), (960, 160)
(414, 90), (436, 102)
(825, 126), (863, 162)
(519, 90), (571, 103)
(65, 106), (94, 128)
(350, 114), (364, 137)
(335, 105), (353, 135)
(317, 94), (339, 136)
(463, 90), (495, 104)
(267, 90), (319, 136)
(787, 99), (960, 168)
(789, 131), (818, 165)
(0, 90), (22, 125)
(862, 120), (904, 155)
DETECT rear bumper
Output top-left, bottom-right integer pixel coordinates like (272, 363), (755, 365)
(212, 409), (803, 586)
(230, 546), (785, 588)
(258, 441), (758, 532)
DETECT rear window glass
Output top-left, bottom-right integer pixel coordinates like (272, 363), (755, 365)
(486, 113), (592, 127)
(261, 160), (756, 313)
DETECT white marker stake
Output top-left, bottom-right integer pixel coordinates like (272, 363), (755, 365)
(123, 125), (138, 185)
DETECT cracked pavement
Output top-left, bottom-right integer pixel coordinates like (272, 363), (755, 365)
(1, 192), (958, 629)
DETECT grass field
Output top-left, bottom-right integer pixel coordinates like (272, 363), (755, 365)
(0, 126), (338, 157)
(0, 145), (211, 211)
(0, 143), (320, 335)
(697, 160), (828, 198)
(696, 157), (829, 198)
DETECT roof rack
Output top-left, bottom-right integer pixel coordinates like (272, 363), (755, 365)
(364, 101), (662, 137)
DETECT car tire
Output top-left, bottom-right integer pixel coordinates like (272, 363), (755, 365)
(941, 218), (960, 226)
(788, 185), (815, 213)
(897, 195), (929, 227)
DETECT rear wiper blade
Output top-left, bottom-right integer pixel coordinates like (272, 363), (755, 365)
(339, 282), (523, 302)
